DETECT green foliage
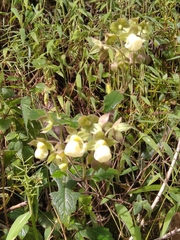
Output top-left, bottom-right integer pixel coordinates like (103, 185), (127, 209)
(116, 204), (141, 240)
(0, 0), (180, 239)
(50, 163), (80, 225)
(6, 211), (31, 240)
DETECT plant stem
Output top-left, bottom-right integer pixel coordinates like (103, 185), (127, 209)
(28, 197), (39, 240)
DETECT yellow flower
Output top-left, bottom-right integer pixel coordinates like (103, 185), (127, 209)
(35, 142), (48, 160)
(94, 140), (112, 163)
(125, 33), (145, 51)
(64, 135), (85, 157)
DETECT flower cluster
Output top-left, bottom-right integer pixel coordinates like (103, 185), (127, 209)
(32, 112), (131, 172)
(89, 17), (150, 74)
(64, 136), (112, 163)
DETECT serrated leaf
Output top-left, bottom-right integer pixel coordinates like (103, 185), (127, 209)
(6, 211), (31, 240)
(50, 190), (80, 223)
(103, 91), (124, 113)
(49, 164), (80, 223)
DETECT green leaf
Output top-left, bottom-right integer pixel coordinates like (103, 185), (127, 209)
(46, 39), (55, 57)
(130, 185), (161, 194)
(3, 150), (16, 167)
(28, 109), (46, 120)
(75, 227), (114, 240)
(103, 91), (124, 113)
(92, 168), (118, 182)
(133, 201), (143, 215)
(139, 132), (162, 156)
(169, 193), (180, 203)
(0, 119), (12, 133)
(18, 225), (29, 239)
(20, 28), (26, 44)
(0, 71), (4, 86)
(11, 7), (22, 27)
(50, 190), (80, 224)
(161, 141), (174, 160)
(6, 211), (31, 240)
(38, 212), (54, 229)
(19, 226), (43, 240)
(142, 201), (152, 218)
(147, 173), (161, 186)
(49, 164), (80, 224)
(115, 204), (141, 240)
(140, 96), (151, 106)
(21, 96), (31, 132)
(100, 195), (115, 205)
(76, 73), (82, 92)
(5, 132), (18, 141)
(32, 56), (47, 69)
(1, 87), (14, 99)
(160, 206), (177, 237)
(51, 170), (65, 178)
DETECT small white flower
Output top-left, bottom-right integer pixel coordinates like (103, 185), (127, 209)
(94, 140), (112, 163)
(125, 33), (145, 51)
(35, 142), (48, 160)
(64, 135), (85, 158)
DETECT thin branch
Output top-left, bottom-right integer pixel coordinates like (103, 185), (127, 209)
(154, 227), (180, 240)
(151, 138), (180, 210)
(6, 201), (27, 212)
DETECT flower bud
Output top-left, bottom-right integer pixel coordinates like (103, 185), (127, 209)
(94, 140), (112, 163)
(64, 135), (85, 158)
(125, 33), (145, 51)
(110, 62), (118, 72)
(105, 83), (112, 94)
(35, 142), (48, 160)
(58, 163), (68, 172)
